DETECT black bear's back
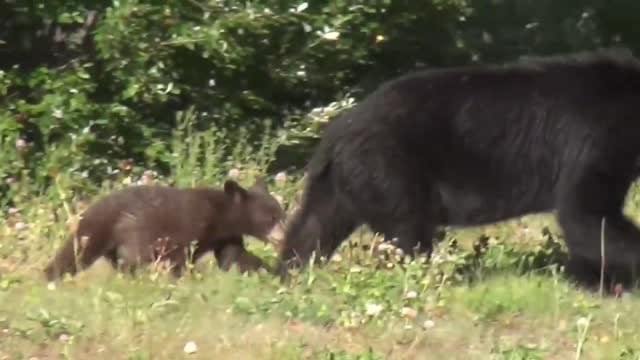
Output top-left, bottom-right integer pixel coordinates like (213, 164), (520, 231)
(314, 49), (640, 226)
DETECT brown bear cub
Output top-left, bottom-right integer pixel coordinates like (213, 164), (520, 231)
(44, 178), (285, 281)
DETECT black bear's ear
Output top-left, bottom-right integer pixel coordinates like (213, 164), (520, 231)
(249, 177), (269, 194)
(224, 180), (248, 200)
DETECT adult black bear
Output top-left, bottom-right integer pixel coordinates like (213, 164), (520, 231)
(277, 47), (640, 292)
(44, 178), (285, 281)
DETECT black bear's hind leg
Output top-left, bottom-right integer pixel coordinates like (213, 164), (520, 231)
(557, 173), (640, 292)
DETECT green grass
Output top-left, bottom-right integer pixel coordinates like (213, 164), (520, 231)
(3, 121), (640, 359)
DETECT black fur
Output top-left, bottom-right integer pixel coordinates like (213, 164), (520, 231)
(215, 239), (273, 274)
(277, 47), (640, 292)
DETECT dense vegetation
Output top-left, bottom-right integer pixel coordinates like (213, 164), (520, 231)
(3, 1), (640, 359)
(3, 0), (640, 193)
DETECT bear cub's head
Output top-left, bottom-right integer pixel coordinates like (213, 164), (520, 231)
(222, 178), (286, 246)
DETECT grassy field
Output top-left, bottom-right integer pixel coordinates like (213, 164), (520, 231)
(3, 183), (640, 360)
(3, 126), (640, 359)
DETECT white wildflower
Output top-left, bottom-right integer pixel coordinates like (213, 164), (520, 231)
(365, 303), (383, 317)
(404, 290), (418, 299)
(423, 319), (435, 329)
(275, 171), (288, 185)
(401, 307), (418, 319)
(183, 341), (198, 354)
(228, 168), (241, 179)
(321, 31), (340, 40)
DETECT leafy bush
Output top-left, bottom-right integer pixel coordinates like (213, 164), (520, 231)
(2, 0), (640, 204)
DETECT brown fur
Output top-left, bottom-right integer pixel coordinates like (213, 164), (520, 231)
(44, 178), (285, 281)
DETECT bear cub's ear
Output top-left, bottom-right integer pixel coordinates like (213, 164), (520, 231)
(224, 180), (248, 201)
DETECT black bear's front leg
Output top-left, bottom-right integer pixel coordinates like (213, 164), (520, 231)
(213, 239), (272, 274)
